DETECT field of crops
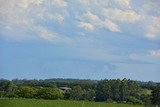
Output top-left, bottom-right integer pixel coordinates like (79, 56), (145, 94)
(0, 98), (152, 107)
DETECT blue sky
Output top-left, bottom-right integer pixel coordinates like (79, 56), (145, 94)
(0, 0), (160, 81)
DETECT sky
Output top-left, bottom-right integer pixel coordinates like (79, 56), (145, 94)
(0, 0), (160, 82)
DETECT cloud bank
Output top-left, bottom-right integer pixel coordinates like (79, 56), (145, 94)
(0, 0), (160, 42)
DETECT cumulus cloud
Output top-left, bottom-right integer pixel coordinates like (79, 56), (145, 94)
(78, 22), (94, 31)
(0, 0), (68, 42)
(35, 26), (72, 43)
(102, 19), (120, 32)
(102, 8), (141, 23)
(145, 16), (160, 40)
(75, 0), (131, 9)
(74, 0), (160, 39)
(77, 11), (120, 32)
(80, 11), (101, 23)
(138, 1), (160, 40)
(0, 0), (160, 42)
(150, 50), (160, 57)
(114, 0), (131, 8)
(37, 27), (60, 41)
(51, 0), (68, 8)
(74, 0), (139, 32)
(48, 13), (64, 23)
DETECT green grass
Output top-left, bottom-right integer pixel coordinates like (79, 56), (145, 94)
(0, 98), (152, 107)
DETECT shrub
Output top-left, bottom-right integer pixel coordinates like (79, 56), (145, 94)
(16, 86), (35, 98)
(127, 96), (143, 104)
(35, 87), (64, 100)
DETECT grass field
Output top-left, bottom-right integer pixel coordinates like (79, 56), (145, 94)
(0, 98), (153, 107)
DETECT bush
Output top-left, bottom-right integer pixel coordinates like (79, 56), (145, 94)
(7, 93), (18, 98)
(0, 91), (5, 97)
(16, 86), (35, 98)
(35, 87), (64, 100)
(140, 94), (151, 104)
(127, 96), (143, 104)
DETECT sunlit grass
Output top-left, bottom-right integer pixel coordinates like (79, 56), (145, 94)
(0, 98), (152, 107)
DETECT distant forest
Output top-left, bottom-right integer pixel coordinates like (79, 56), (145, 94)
(0, 78), (160, 106)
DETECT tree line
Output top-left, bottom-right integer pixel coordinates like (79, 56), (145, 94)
(0, 78), (159, 106)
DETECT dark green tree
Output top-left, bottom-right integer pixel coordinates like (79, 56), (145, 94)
(83, 89), (95, 101)
(0, 80), (17, 97)
(69, 85), (84, 100)
(120, 78), (129, 101)
(96, 80), (112, 101)
(111, 79), (121, 101)
(151, 84), (160, 106)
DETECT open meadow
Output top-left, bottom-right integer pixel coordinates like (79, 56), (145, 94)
(0, 98), (152, 107)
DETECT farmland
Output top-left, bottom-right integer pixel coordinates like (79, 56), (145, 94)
(0, 98), (152, 107)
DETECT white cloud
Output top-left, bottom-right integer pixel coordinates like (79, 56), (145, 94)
(36, 26), (72, 43)
(81, 11), (101, 23)
(0, 0), (160, 42)
(140, 1), (160, 15)
(17, 0), (43, 9)
(78, 11), (120, 32)
(78, 22), (94, 31)
(102, 19), (120, 32)
(75, 0), (92, 7)
(75, 0), (131, 9)
(0, 0), (68, 42)
(114, 0), (131, 8)
(102, 8), (141, 23)
(38, 27), (60, 41)
(145, 16), (160, 40)
(73, 0), (160, 39)
(51, 0), (68, 8)
(150, 50), (160, 57)
(137, 1), (160, 40)
(48, 13), (64, 23)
